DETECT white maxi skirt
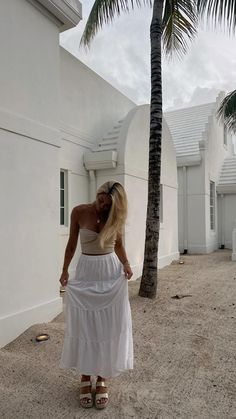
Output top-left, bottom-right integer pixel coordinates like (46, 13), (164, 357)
(59, 252), (133, 378)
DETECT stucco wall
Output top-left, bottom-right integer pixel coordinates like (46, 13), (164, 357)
(0, 0), (63, 348)
(0, 0), (60, 130)
(60, 47), (135, 142)
(96, 105), (179, 276)
(0, 130), (61, 348)
(177, 102), (235, 254)
(59, 47), (135, 276)
(206, 113), (233, 251)
(217, 194), (236, 249)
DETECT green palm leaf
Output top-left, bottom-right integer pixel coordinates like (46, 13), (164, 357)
(81, 0), (152, 47)
(218, 90), (236, 133)
(81, 0), (198, 56)
(162, 0), (198, 57)
(197, 0), (236, 33)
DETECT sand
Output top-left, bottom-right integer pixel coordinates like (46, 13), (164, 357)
(0, 249), (236, 419)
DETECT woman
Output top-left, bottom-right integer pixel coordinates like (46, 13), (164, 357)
(59, 181), (133, 409)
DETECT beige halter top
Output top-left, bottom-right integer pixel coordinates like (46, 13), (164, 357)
(80, 228), (115, 254)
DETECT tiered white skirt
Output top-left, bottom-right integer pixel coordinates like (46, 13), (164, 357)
(59, 252), (133, 378)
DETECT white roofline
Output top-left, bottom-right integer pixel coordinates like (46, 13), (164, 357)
(27, 0), (82, 31)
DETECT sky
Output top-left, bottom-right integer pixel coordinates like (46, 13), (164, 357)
(60, 1), (236, 147)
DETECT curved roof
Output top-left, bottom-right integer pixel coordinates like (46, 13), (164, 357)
(165, 102), (216, 165)
(84, 105), (177, 187)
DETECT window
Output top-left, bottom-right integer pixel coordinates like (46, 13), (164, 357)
(210, 181), (215, 231)
(224, 125), (228, 146)
(60, 170), (68, 226)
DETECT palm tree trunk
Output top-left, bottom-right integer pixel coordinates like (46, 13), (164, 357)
(138, 0), (163, 299)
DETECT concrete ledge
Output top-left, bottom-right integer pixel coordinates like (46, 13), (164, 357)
(27, 0), (82, 31)
(0, 107), (61, 148)
(0, 297), (62, 349)
(177, 155), (201, 167)
(217, 184), (236, 194)
(158, 252), (180, 269)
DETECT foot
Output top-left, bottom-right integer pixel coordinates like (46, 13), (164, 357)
(80, 375), (93, 408)
(95, 376), (109, 409)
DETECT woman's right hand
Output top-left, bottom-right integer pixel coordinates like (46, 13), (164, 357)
(59, 271), (69, 287)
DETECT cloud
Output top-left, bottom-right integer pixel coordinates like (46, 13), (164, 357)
(162, 28), (236, 110)
(60, 1), (152, 103)
(60, 2), (236, 150)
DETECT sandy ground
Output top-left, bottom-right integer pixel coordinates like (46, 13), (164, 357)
(1, 250), (236, 419)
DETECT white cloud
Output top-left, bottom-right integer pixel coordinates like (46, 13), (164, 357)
(60, 2), (236, 149)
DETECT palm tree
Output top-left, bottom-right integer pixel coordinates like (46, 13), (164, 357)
(217, 90), (236, 133)
(81, 0), (236, 298)
(197, 1), (236, 133)
(81, 0), (197, 299)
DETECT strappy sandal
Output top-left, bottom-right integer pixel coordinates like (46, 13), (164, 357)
(95, 380), (109, 409)
(79, 380), (93, 408)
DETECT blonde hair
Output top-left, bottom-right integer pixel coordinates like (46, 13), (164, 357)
(96, 181), (128, 248)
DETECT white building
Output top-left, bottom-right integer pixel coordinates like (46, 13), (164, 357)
(165, 95), (236, 254)
(0, 0), (179, 348)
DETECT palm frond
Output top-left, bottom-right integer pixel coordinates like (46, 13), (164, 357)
(81, 0), (152, 47)
(162, 0), (198, 58)
(217, 90), (236, 133)
(197, 0), (236, 34)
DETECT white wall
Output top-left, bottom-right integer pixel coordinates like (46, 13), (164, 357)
(0, 131), (61, 348)
(177, 160), (207, 253)
(95, 106), (179, 277)
(60, 47), (135, 141)
(0, 0), (60, 130)
(206, 112), (233, 251)
(0, 0), (63, 348)
(177, 102), (234, 254)
(59, 47), (135, 277)
(217, 194), (236, 249)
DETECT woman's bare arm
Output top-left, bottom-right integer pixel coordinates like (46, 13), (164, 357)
(115, 234), (133, 280)
(62, 207), (80, 273)
(114, 234), (128, 265)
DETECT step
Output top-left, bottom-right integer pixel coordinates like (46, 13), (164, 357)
(167, 119), (209, 127)
(219, 180), (236, 185)
(102, 135), (119, 141)
(100, 140), (118, 145)
(219, 177), (236, 183)
(221, 167), (236, 173)
(92, 145), (118, 152)
(113, 124), (122, 129)
(107, 129), (120, 136)
(175, 145), (199, 151)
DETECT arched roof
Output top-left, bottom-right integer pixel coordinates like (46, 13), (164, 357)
(84, 105), (177, 188)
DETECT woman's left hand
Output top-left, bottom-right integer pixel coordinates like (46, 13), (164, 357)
(123, 264), (133, 280)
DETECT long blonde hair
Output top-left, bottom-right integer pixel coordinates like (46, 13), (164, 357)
(96, 181), (128, 248)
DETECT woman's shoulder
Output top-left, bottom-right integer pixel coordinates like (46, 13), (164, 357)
(71, 204), (93, 223)
(72, 204), (90, 213)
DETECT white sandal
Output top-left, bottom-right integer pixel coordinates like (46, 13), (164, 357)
(95, 381), (109, 409)
(79, 380), (93, 408)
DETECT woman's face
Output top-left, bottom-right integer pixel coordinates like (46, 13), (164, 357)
(96, 193), (112, 212)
